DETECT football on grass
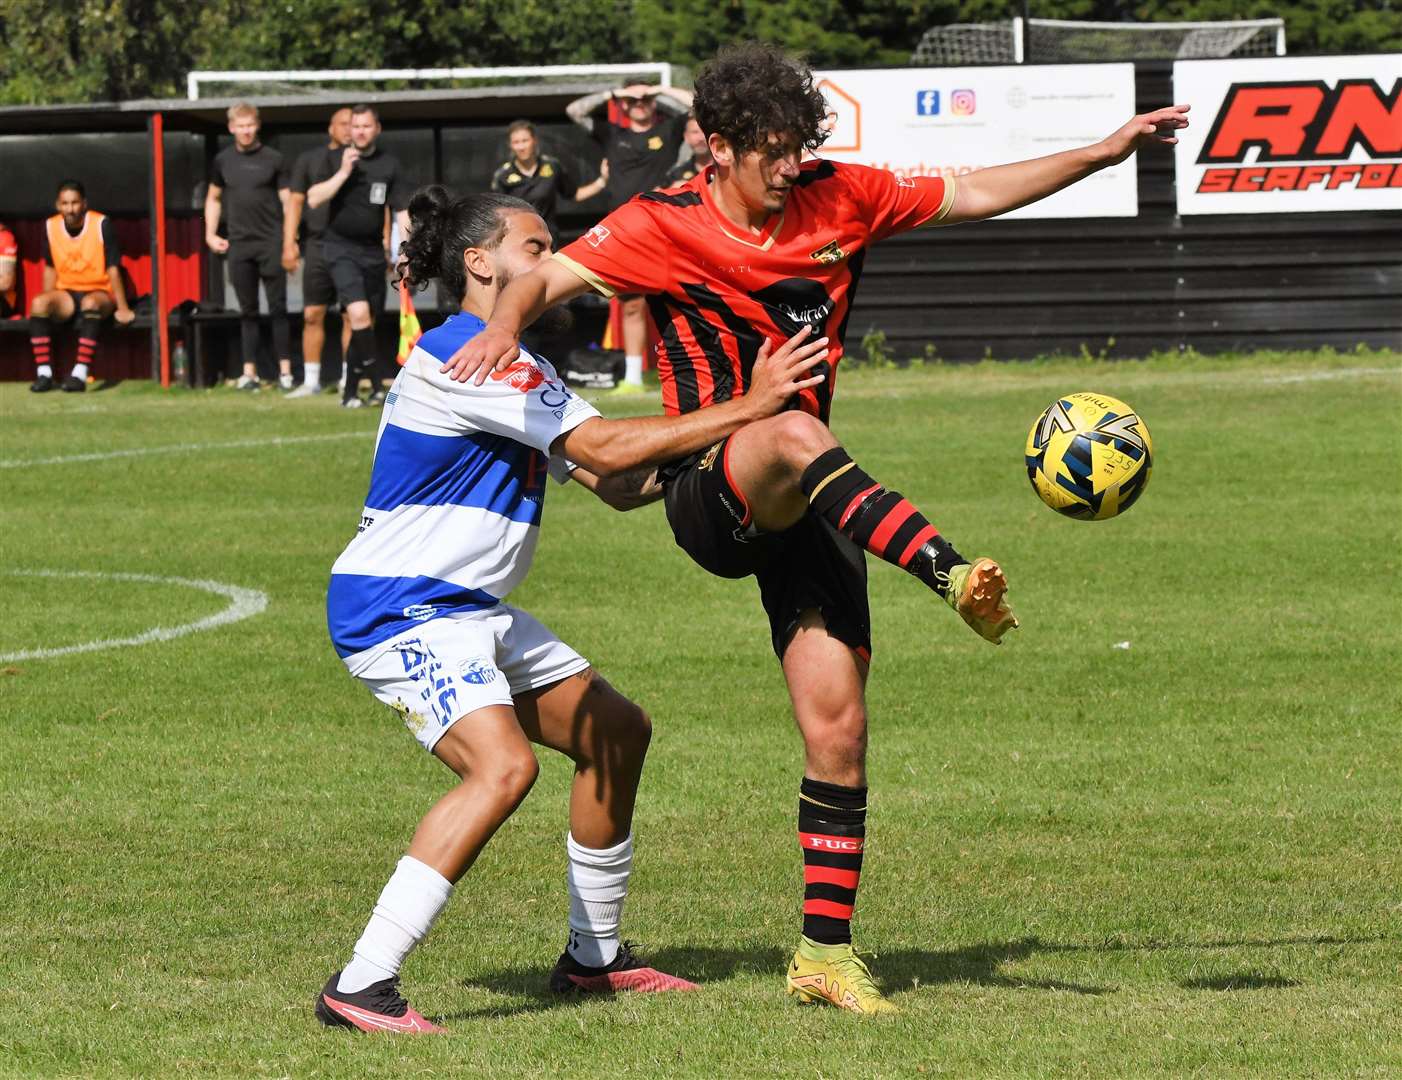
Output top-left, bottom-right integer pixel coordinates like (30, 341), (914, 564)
(1025, 392), (1152, 520)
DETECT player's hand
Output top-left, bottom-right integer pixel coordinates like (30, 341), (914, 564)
(743, 325), (828, 419)
(440, 324), (522, 384)
(113, 307), (135, 326)
(1099, 104), (1190, 165)
(340, 147), (361, 174)
(206, 235), (229, 254)
(281, 244), (299, 273)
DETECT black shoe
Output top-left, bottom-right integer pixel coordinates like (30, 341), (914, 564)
(548, 941), (699, 994)
(30, 374), (55, 393)
(314, 970), (444, 1034)
(61, 376), (86, 393)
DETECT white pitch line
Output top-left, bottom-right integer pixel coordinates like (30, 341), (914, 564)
(0, 570), (269, 663)
(1258, 366), (1398, 385)
(0, 431), (370, 470)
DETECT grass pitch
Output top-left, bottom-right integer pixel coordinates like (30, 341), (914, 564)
(1, 349), (1399, 1078)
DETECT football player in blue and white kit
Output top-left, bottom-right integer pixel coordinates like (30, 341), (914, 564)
(315, 186), (829, 1033)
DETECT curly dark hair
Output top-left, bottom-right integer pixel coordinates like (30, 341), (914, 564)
(693, 42), (830, 155)
(397, 185), (534, 300)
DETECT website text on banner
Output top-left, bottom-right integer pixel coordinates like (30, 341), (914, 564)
(814, 65), (1139, 219)
(1175, 55), (1402, 215)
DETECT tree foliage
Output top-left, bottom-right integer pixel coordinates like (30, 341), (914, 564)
(1, 0), (1396, 105)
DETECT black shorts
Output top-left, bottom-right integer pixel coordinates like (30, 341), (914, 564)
(302, 238), (336, 308)
(663, 437), (871, 662)
(65, 290), (109, 312)
(323, 236), (387, 312)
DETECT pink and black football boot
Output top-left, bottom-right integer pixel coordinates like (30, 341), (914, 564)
(548, 941), (700, 994)
(315, 971), (446, 1034)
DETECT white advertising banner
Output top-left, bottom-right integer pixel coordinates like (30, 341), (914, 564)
(813, 64), (1139, 218)
(1174, 55), (1402, 215)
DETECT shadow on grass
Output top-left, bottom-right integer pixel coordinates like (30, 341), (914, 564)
(438, 932), (1384, 1019)
(1179, 973), (1300, 991)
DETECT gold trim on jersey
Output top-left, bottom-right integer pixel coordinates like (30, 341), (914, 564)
(552, 251), (616, 299)
(708, 208), (785, 252)
(923, 174), (959, 227)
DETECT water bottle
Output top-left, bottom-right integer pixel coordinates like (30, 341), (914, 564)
(172, 340), (189, 386)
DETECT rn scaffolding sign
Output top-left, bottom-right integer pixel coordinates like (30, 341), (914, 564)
(1174, 55), (1402, 215)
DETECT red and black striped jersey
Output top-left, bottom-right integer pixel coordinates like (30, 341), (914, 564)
(553, 159), (955, 422)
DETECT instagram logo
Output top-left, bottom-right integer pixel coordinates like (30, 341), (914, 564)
(951, 89), (976, 116)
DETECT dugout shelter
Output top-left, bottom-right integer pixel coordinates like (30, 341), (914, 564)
(0, 82), (623, 384)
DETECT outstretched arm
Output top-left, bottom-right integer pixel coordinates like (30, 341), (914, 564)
(550, 328), (829, 477)
(440, 257), (594, 383)
(942, 104), (1189, 224)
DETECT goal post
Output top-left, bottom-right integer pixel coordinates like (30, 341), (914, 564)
(186, 63), (676, 101)
(912, 17), (1284, 66)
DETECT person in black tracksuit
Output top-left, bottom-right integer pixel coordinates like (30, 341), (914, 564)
(305, 104), (412, 408)
(205, 102), (294, 391)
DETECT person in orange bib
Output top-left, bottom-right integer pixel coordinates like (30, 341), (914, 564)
(29, 180), (134, 393)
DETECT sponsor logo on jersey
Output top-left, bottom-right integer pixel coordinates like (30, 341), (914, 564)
(506, 173), (521, 184)
(809, 240), (846, 265)
(490, 361), (546, 393)
(403, 604), (437, 620)
(460, 658), (499, 685)
(584, 224), (611, 248)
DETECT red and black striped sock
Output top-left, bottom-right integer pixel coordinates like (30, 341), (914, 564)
(798, 777), (867, 945)
(801, 447), (966, 598)
(30, 317), (52, 373)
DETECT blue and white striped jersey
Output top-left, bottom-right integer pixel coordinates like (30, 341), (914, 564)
(327, 311), (599, 669)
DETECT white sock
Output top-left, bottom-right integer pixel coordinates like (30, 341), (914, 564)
(623, 354), (643, 386)
(70, 362), (89, 382)
(304, 361), (321, 388)
(566, 832), (632, 968)
(36, 364), (52, 378)
(337, 856), (454, 994)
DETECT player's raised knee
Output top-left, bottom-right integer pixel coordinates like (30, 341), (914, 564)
(766, 409), (838, 467)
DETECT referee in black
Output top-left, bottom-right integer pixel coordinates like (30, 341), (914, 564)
(205, 102), (294, 391)
(490, 120), (606, 239)
(306, 104), (411, 408)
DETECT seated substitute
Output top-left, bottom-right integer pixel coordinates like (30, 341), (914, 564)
(29, 180), (134, 393)
(0, 221), (18, 319)
(314, 186), (826, 1033)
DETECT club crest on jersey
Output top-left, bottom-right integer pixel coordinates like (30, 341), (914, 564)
(584, 224), (611, 248)
(490, 361), (545, 393)
(540, 163), (554, 177)
(647, 135), (664, 150)
(809, 240), (846, 265)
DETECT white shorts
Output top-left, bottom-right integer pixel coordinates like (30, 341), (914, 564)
(348, 604), (590, 752)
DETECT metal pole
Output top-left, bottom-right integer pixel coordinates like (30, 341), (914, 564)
(151, 112), (171, 387)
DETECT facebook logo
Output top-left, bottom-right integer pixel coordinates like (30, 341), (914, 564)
(915, 90), (940, 116)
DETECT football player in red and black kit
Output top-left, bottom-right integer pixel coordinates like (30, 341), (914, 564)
(443, 43), (1189, 1014)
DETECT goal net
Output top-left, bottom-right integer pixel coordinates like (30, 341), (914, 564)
(912, 17), (1284, 66)
(186, 63), (677, 101)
